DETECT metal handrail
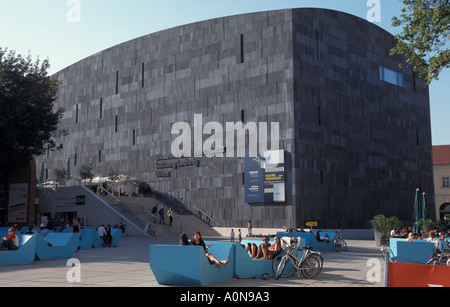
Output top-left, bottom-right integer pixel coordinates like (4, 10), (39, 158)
(192, 206), (225, 227)
(86, 186), (152, 237)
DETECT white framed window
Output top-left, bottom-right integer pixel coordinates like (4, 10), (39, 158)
(442, 176), (450, 188)
(379, 66), (403, 87)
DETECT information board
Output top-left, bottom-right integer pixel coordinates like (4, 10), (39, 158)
(244, 150), (285, 203)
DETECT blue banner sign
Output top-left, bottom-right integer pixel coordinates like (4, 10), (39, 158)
(244, 150), (285, 203)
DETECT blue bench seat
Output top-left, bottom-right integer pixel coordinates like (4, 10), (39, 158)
(150, 241), (235, 286)
(276, 231), (336, 251)
(35, 233), (79, 260)
(0, 235), (36, 266)
(389, 238), (436, 264)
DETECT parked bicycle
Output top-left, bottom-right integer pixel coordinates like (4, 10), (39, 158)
(333, 229), (347, 252)
(427, 242), (450, 266)
(380, 243), (390, 261)
(272, 239), (324, 280)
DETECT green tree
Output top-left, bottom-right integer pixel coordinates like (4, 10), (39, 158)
(0, 48), (64, 174)
(391, 0), (450, 83)
(370, 214), (402, 239)
(53, 167), (67, 186)
(78, 165), (94, 182)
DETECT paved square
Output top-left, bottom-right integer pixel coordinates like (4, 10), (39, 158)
(0, 237), (385, 287)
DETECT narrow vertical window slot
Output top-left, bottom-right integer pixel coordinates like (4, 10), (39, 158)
(133, 129), (136, 145)
(75, 104), (79, 123)
(318, 107), (322, 126)
(98, 150), (101, 163)
(241, 110), (245, 123)
(99, 98), (103, 119)
(142, 63), (145, 88)
(116, 70), (119, 94)
(240, 34), (244, 63)
(74, 154), (77, 166)
(115, 115), (118, 132)
(315, 29), (320, 59)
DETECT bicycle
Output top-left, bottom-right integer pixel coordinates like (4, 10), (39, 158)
(427, 242), (450, 266)
(333, 229), (347, 252)
(272, 240), (323, 280)
(380, 243), (390, 261)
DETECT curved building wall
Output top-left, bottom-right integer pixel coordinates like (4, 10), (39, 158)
(36, 8), (434, 229)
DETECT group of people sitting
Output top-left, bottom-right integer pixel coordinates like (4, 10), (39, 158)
(245, 235), (282, 260)
(178, 231), (312, 267)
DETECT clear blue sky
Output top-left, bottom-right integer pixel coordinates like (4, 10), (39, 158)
(1, 0), (448, 145)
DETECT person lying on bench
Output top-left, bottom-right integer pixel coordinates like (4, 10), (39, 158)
(315, 230), (330, 243)
(190, 231), (231, 268)
(1, 228), (19, 251)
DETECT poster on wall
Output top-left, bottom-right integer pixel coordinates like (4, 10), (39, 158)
(8, 183), (28, 223)
(245, 150), (285, 203)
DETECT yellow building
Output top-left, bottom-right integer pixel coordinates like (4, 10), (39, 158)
(433, 145), (450, 221)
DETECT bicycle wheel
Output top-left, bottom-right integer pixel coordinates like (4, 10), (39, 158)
(299, 256), (321, 278)
(275, 255), (288, 280)
(308, 253), (324, 271)
(381, 245), (390, 261)
(341, 240), (347, 252)
(272, 254), (295, 278)
(335, 241), (341, 252)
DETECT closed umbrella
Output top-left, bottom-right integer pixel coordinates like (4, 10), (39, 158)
(414, 188), (421, 232)
(422, 192), (428, 220)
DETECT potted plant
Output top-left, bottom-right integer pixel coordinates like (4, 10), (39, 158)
(138, 181), (153, 197)
(370, 214), (401, 246)
(417, 218), (434, 236)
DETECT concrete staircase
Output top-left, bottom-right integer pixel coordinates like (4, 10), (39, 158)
(113, 196), (220, 238)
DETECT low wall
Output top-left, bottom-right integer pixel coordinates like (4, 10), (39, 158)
(213, 227), (375, 240)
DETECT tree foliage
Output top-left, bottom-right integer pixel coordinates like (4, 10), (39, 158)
(370, 214), (402, 239)
(78, 164), (94, 181)
(391, 0), (450, 83)
(0, 48), (64, 171)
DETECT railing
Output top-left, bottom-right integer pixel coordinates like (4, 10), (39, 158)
(85, 186), (153, 237)
(192, 206), (225, 227)
(152, 191), (191, 215)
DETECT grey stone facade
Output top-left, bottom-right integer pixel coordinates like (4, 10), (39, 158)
(36, 8), (434, 229)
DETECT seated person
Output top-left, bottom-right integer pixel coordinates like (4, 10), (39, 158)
(246, 236), (271, 259)
(25, 225), (35, 234)
(179, 233), (191, 246)
(190, 231), (230, 267)
(260, 236), (282, 260)
(1, 228), (19, 250)
(405, 232), (414, 242)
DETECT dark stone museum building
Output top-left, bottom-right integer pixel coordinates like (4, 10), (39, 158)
(36, 8), (434, 229)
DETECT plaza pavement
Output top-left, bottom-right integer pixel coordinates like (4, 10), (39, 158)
(0, 236), (385, 287)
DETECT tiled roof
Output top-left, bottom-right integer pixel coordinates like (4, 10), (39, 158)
(433, 145), (450, 165)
